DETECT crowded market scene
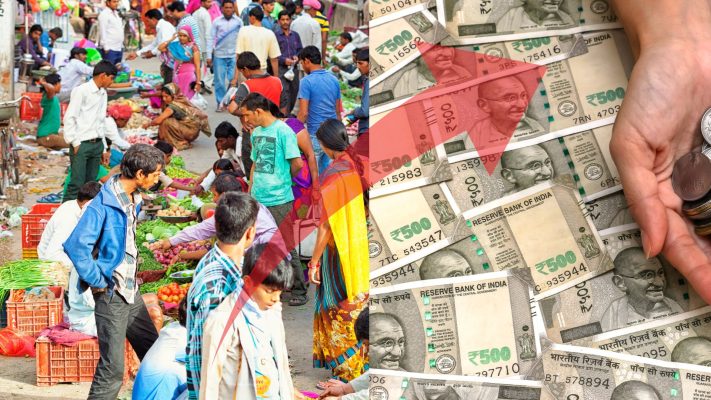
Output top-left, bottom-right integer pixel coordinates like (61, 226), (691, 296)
(0, 0), (369, 397)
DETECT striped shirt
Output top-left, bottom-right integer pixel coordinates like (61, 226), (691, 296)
(185, 245), (243, 400)
(107, 175), (141, 303)
(314, 11), (329, 32)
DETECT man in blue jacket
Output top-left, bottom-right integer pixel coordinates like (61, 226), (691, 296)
(64, 144), (165, 400)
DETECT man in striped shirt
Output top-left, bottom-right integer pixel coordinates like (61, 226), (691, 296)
(185, 192), (259, 400)
(168, 1), (203, 54)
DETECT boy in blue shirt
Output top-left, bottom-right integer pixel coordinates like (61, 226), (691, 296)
(239, 92), (309, 306)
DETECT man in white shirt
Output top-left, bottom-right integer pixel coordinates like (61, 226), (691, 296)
(58, 47), (94, 103)
(63, 61), (117, 202)
(126, 9), (176, 82)
(330, 32), (356, 68)
(97, 0), (125, 65)
(290, 0), (321, 50)
(192, 0), (214, 69)
(236, 6), (281, 74)
(37, 181), (102, 336)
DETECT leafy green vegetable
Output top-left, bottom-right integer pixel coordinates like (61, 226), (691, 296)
(139, 277), (172, 294)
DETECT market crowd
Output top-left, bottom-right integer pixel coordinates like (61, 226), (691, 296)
(20, 0), (370, 398)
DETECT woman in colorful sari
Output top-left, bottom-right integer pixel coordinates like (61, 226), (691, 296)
(159, 25), (201, 100)
(142, 83), (211, 150)
(308, 119), (369, 382)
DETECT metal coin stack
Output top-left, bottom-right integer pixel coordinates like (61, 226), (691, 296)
(673, 109), (711, 234)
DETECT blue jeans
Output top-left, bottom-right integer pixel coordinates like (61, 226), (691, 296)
(213, 57), (235, 107)
(100, 49), (123, 65)
(310, 133), (332, 174)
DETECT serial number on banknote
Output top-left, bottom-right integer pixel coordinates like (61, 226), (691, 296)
(472, 363), (521, 377)
(544, 374), (611, 389)
(378, 168), (423, 186)
(369, 0), (416, 19)
(371, 265), (416, 287)
(574, 104), (621, 125)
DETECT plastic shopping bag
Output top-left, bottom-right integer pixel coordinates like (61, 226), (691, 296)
(190, 92), (208, 111)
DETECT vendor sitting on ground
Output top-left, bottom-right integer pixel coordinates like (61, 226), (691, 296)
(142, 83), (211, 150)
(105, 103), (132, 152)
(148, 172), (278, 263)
(193, 121), (243, 194)
(153, 140), (197, 192)
(132, 298), (188, 400)
(17, 24), (51, 69)
(58, 47), (94, 102)
(37, 181), (102, 336)
(36, 73), (68, 150)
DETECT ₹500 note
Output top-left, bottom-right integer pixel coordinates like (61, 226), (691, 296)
(436, 0), (621, 45)
(537, 343), (711, 400)
(537, 227), (707, 344)
(370, 5), (450, 85)
(370, 272), (539, 377)
(369, 370), (550, 400)
(371, 181), (612, 299)
(589, 307), (711, 367)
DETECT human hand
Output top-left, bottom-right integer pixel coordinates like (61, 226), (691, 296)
(206, 59), (212, 68)
(73, 144), (80, 155)
(318, 380), (351, 399)
(308, 262), (321, 285)
(101, 151), (110, 166)
(332, 66), (340, 73)
(126, 52), (137, 60)
(192, 184), (204, 195)
(142, 121), (152, 129)
(610, 40), (711, 303)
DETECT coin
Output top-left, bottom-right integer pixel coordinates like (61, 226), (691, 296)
(703, 142), (711, 160)
(671, 152), (711, 201)
(702, 107), (711, 144)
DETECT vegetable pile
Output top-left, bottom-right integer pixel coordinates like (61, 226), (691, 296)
(157, 282), (191, 304)
(139, 277), (172, 294)
(126, 134), (156, 145)
(158, 204), (193, 217)
(0, 261), (69, 300)
(152, 240), (212, 267)
(165, 165), (197, 179)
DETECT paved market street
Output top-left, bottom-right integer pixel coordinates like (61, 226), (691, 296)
(0, 56), (329, 399)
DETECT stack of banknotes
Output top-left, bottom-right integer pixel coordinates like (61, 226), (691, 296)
(368, 1), (711, 398)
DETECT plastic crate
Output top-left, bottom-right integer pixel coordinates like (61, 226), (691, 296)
(7, 286), (64, 336)
(21, 203), (62, 256)
(19, 92), (43, 122)
(22, 248), (38, 260)
(36, 337), (133, 386)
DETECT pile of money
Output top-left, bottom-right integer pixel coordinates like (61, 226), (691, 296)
(368, 1), (711, 398)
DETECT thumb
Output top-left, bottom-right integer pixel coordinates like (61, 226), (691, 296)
(609, 124), (668, 258)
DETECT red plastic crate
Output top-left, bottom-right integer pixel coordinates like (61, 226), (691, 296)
(20, 92), (43, 121)
(7, 286), (64, 336)
(21, 203), (61, 258)
(36, 337), (133, 386)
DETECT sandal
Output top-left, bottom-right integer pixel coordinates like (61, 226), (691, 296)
(289, 295), (308, 306)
